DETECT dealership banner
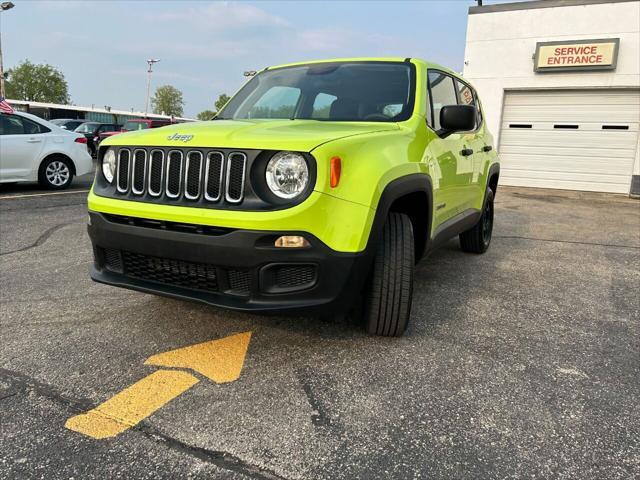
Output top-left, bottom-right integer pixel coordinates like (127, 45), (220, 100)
(534, 38), (619, 72)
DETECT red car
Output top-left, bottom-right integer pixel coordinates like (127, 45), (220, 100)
(95, 118), (173, 147)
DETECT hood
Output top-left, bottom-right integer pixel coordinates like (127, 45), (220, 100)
(101, 119), (399, 152)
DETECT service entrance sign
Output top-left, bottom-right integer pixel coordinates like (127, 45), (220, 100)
(534, 38), (619, 72)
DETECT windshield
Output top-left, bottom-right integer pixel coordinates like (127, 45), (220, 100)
(217, 61), (415, 122)
(123, 121), (149, 131)
(75, 123), (99, 133)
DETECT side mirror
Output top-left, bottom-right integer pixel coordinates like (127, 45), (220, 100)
(439, 105), (477, 138)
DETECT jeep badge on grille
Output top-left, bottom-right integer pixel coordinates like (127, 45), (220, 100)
(167, 133), (194, 142)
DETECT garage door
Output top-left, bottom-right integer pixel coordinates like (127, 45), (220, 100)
(498, 89), (640, 193)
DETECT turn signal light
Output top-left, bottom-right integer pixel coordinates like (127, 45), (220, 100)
(330, 156), (341, 188)
(274, 235), (310, 248)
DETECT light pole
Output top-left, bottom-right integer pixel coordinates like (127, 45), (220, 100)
(144, 58), (160, 117)
(0, 1), (15, 98)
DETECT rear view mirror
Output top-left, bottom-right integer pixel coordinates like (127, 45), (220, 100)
(439, 105), (477, 137)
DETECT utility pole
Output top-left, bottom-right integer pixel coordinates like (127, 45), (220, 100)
(144, 58), (160, 117)
(0, 2), (16, 98)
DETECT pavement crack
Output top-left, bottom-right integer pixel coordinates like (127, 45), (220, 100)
(494, 235), (640, 250)
(297, 367), (332, 428)
(137, 424), (290, 480)
(0, 368), (93, 412)
(296, 366), (346, 441)
(0, 367), (289, 480)
(0, 221), (79, 256)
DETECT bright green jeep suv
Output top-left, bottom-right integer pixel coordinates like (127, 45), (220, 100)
(88, 58), (499, 337)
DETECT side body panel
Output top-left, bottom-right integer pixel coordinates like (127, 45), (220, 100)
(0, 133), (42, 180)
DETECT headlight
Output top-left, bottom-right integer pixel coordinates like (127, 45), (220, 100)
(102, 148), (116, 183)
(265, 152), (309, 199)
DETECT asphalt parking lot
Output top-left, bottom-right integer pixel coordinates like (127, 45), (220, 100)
(1, 175), (638, 479)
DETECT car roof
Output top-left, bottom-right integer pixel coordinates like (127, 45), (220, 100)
(266, 57), (458, 76)
(11, 111), (48, 123)
(9, 111), (78, 133)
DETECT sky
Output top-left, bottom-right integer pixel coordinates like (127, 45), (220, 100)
(1, 0), (522, 118)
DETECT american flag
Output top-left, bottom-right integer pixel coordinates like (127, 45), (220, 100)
(0, 96), (15, 114)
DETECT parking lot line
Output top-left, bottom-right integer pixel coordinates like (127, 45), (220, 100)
(0, 190), (90, 200)
(145, 331), (252, 383)
(65, 332), (252, 439)
(65, 370), (199, 439)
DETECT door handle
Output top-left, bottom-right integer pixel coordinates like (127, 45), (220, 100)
(460, 148), (474, 156)
(27, 138), (42, 143)
(482, 145), (493, 152)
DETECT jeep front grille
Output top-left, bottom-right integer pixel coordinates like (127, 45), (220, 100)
(131, 149), (146, 195)
(115, 148), (248, 204)
(204, 152), (224, 201)
(148, 150), (164, 196)
(166, 150), (183, 198)
(225, 152), (246, 203)
(185, 151), (203, 200)
(116, 150), (130, 193)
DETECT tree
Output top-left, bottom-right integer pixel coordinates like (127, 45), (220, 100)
(214, 93), (230, 112)
(151, 85), (184, 117)
(5, 60), (70, 104)
(197, 109), (216, 121)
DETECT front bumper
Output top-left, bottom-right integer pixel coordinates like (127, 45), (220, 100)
(88, 211), (372, 314)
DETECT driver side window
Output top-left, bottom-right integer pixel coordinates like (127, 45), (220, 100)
(0, 115), (24, 135)
(427, 71), (457, 131)
(248, 86), (301, 119)
(0, 115), (48, 135)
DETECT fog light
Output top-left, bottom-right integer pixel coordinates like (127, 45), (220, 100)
(274, 236), (310, 248)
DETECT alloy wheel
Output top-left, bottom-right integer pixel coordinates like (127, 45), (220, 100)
(482, 199), (493, 245)
(45, 161), (70, 187)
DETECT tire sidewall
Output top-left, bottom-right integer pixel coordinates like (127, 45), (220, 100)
(364, 212), (415, 336)
(481, 189), (495, 249)
(39, 156), (73, 190)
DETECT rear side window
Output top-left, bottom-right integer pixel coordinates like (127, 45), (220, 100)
(455, 79), (483, 128)
(23, 118), (48, 134)
(456, 81), (475, 106)
(427, 71), (457, 131)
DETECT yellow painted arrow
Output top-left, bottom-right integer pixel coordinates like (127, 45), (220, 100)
(65, 332), (251, 439)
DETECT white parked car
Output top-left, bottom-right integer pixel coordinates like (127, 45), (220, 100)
(0, 112), (93, 190)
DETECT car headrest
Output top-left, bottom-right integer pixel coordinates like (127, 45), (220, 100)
(330, 98), (359, 120)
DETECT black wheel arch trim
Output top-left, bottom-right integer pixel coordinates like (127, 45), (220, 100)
(486, 162), (500, 196)
(365, 173), (433, 260)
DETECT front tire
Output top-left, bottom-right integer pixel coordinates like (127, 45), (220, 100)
(459, 188), (494, 254)
(38, 156), (74, 190)
(363, 212), (415, 337)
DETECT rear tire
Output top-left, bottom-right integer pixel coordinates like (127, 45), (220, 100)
(363, 212), (414, 337)
(38, 156), (74, 190)
(459, 188), (494, 254)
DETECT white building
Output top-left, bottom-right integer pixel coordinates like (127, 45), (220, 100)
(463, 0), (640, 195)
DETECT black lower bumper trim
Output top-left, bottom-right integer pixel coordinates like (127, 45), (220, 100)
(88, 212), (373, 315)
